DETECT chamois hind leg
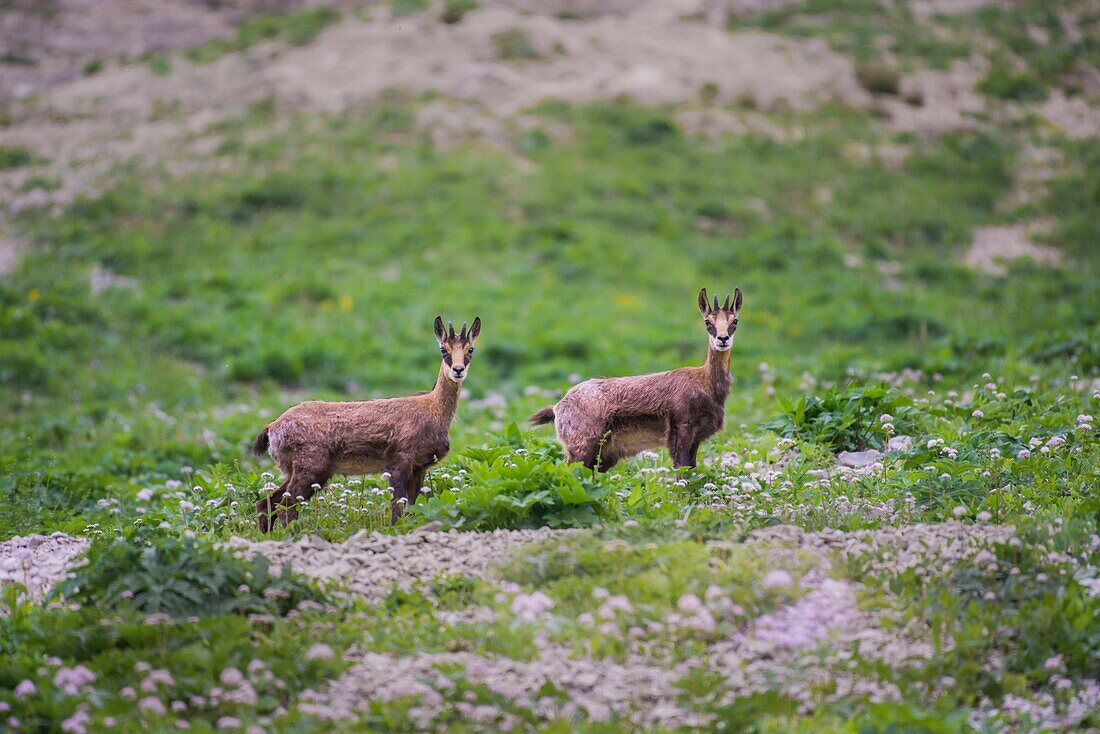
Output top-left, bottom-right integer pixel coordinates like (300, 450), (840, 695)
(278, 463), (331, 528)
(567, 438), (619, 472)
(386, 463), (413, 524)
(257, 475), (291, 534)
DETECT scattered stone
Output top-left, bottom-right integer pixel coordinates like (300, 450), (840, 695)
(0, 533), (91, 601)
(887, 435), (913, 452)
(1037, 90), (1100, 140)
(299, 645), (709, 730)
(228, 527), (571, 602)
(965, 224), (1061, 277)
(837, 449), (883, 468)
(744, 522), (1017, 578)
(880, 58), (987, 136)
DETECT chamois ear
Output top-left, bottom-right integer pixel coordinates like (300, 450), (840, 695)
(468, 316), (481, 342)
(434, 316), (446, 342)
(697, 288), (710, 316)
(732, 287), (743, 313)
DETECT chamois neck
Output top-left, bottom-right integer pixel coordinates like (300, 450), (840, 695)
(431, 362), (461, 416)
(703, 347), (732, 400)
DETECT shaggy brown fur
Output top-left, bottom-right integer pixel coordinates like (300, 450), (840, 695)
(530, 288), (742, 470)
(253, 316), (480, 532)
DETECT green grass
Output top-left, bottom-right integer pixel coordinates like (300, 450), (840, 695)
(1, 2), (1098, 728)
(1, 99), (1096, 544)
(730, 0), (972, 70)
(0, 145), (41, 170)
(390, 0), (428, 19)
(185, 7), (341, 63)
(732, 0), (1100, 99)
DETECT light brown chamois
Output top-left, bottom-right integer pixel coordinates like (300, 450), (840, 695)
(530, 288), (742, 470)
(252, 316), (481, 532)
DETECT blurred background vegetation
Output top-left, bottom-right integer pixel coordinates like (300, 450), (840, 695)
(0, 0), (1097, 536)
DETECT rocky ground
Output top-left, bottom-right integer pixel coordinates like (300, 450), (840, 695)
(228, 525), (572, 602)
(0, 533), (90, 601)
(0, 521), (1028, 729)
(3, 0), (1096, 276)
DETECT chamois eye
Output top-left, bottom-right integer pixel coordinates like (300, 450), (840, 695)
(468, 347), (475, 354)
(440, 347), (447, 355)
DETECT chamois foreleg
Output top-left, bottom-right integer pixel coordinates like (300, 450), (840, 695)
(406, 464), (429, 511)
(668, 420), (696, 469)
(687, 438), (702, 468)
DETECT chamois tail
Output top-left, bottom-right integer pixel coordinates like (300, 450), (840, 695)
(529, 406), (556, 426)
(251, 427), (270, 457)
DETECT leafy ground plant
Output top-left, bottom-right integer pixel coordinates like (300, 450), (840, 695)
(409, 429), (616, 530)
(58, 530), (322, 619)
(763, 383), (925, 451)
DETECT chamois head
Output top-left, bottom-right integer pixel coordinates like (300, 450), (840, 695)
(434, 316), (481, 383)
(697, 288), (742, 352)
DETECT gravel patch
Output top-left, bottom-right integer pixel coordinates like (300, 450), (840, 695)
(965, 224), (1061, 277)
(703, 522), (1019, 710)
(228, 526), (571, 602)
(0, 533), (90, 602)
(296, 521), (1022, 725)
(298, 645), (708, 730)
(710, 570), (925, 712)
(743, 521), (1017, 576)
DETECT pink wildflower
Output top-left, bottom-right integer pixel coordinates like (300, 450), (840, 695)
(305, 644), (335, 661)
(61, 710), (91, 734)
(14, 680), (36, 700)
(53, 665), (95, 696)
(219, 668), (244, 686)
(677, 594), (703, 613)
(762, 570), (794, 589)
(510, 592), (554, 621)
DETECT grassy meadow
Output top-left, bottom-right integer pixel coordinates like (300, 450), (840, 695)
(1, 2), (1099, 730)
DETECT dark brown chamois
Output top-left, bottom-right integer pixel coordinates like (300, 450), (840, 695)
(252, 316), (481, 531)
(530, 288), (741, 470)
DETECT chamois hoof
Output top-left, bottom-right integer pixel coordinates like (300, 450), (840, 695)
(277, 505), (299, 528)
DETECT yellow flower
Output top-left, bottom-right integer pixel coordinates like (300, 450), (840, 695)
(27, 288), (40, 302)
(612, 292), (637, 308)
(338, 295), (354, 312)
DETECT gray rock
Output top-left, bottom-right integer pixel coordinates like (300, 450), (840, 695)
(887, 435), (913, 452)
(837, 449), (883, 468)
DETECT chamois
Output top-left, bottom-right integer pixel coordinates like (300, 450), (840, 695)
(530, 288), (742, 470)
(252, 316), (481, 532)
